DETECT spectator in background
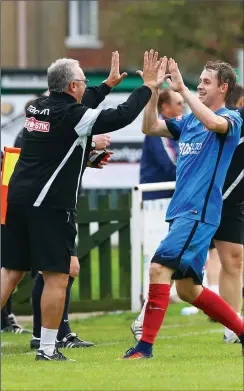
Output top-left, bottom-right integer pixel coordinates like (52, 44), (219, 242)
(1, 148), (31, 334)
(206, 84), (244, 343)
(139, 88), (184, 200)
(13, 99), (37, 148)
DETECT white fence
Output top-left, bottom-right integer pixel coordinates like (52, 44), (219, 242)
(130, 181), (176, 312)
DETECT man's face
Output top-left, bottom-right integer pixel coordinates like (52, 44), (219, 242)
(197, 69), (225, 107)
(68, 66), (87, 103)
(161, 91), (184, 118)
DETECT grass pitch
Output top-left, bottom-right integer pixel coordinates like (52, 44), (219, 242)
(1, 304), (243, 391)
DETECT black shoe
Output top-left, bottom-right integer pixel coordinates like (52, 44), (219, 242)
(35, 348), (75, 361)
(30, 337), (41, 349)
(56, 332), (94, 348)
(238, 333), (244, 356)
(7, 314), (31, 334)
(1, 325), (31, 334)
(121, 347), (153, 359)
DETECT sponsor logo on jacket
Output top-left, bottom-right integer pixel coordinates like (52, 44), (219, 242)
(25, 117), (50, 132)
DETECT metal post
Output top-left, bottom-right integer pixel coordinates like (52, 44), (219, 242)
(130, 186), (142, 312)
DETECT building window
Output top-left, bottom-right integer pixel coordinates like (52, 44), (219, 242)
(66, 0), (103, 49)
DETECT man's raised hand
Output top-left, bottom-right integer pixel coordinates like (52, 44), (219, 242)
(104, 51), (128, 88)
(157, 56), (169, 88)
(166, 58), (185, 93)
(136, 50), (168, 89)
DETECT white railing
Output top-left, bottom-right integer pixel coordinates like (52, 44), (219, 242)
(131, 181), (176, 312)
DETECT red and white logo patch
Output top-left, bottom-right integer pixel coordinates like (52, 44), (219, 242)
(25, 117), (50, 133)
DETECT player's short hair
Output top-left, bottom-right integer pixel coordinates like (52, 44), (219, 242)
(157, 88), (172, 113)
(47, 58), (80, 92)
(204, 60), (236, 101)
(226, 84), (244, 107)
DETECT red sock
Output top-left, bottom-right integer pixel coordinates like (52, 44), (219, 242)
(193, 287), (244, 336)
(141, 284), (170, 344)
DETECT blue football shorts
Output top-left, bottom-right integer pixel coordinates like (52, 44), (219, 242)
(151, 217), (218, 284)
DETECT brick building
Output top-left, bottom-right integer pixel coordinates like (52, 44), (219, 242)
(1, 0), (122, 69)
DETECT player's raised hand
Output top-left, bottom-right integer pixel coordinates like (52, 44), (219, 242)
(104, 51), (128, 88)
(136, 49), (165, 89)
(167, 58), (186, 93)
(156, 56), (169, 88)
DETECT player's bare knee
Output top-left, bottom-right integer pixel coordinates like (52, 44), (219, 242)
(149, 263), (172, 284)
(42, 272), (69, 290)
(221, 252), (243, 275)
(3, 268), (25, 286)
(69, 256), (80, 278)
(230, 255), (243, 274)
(149, 263), (163, 279)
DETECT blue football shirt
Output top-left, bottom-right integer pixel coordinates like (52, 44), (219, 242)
(165, 107), (242, 226)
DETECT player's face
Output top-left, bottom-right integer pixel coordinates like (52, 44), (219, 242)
(197, 69), (222, 107)
(69, 67), (87, 103)
(161, 91), (185, 119)
(168, 91), (185, 117)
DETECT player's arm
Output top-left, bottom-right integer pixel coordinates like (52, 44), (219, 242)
(180, 87), (229, 134)
(82, 51), (167, 135)
(142, 88), (174, 138)
(66, 85), (152, 138)
(167, 58), (229, 134)
(90, 85), (152, 135)
(82, 84), (112, 109)
(69, 50), (168, 137)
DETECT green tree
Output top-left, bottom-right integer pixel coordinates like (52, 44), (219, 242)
(102, 0), (243, 79)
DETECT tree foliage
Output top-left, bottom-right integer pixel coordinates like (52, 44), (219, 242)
(102, 0), (244, 79)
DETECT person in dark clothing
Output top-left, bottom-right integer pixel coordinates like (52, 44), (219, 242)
(1, 50), (164, 361)
(2, 95), (111, 342)
(140, 88), (184, 200)
(1, 148), (31, 334)
(1, 294), (31, 334)
(207, 85), (244, 343)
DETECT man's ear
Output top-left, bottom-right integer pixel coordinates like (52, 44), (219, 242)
(69, 81), (76, 92)
(221, 82), (228, 96)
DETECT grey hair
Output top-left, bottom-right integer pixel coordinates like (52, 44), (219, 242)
(47, 58), (80, 92)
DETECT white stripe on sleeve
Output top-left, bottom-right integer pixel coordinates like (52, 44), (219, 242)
(74, 108), (101, 137)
